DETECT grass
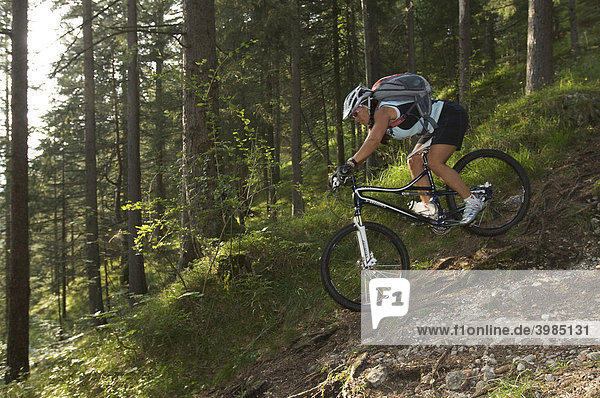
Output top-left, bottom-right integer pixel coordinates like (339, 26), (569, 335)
(488, 373), (545, 398)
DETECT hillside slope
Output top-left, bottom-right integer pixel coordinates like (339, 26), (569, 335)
(203, 133), (600, 397)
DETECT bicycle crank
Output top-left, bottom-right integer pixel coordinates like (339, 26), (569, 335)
(430, 225), (451, 235)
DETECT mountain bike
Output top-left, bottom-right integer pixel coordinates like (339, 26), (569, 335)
(320, 140), (531, 311)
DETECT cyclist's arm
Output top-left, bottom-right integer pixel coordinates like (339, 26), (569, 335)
(351, 107), (395, 165)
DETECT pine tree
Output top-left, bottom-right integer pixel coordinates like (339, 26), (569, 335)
(6, 0), (30, 382)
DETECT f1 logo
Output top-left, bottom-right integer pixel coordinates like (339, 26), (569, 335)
(369, 278), (410, 329)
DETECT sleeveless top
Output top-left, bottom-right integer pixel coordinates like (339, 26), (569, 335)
(378, 100), (444, 140)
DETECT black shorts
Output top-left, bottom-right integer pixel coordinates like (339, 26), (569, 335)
(417, 101), (468, 150)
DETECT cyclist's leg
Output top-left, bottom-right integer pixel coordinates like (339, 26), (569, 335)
(427, 144), (470, 199)
(407, 143), (431, 203)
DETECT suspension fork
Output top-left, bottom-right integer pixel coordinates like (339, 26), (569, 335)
(352, 190), (376, 268)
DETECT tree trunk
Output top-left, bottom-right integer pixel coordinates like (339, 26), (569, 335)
(6, 0), (30, 382)
(361, 0), (379, 175)
(153, 0), (167, 231)
(361, 0), (379, 86)
(60, 151), (67, 321)
(290, 0), (304, 216)
(318, 75), (331, 165)
(82, 0), (105, 325)
(332, 0), (344, 166)
(127, 0), (147, 296)
(179, 0), (219, 269)
(405, 0), (416, 73)
(485, 11), (497, 67)
(52, 151), (61, 324)
(109, 59), (128, 282)
(110, 59), (123, 224)
(526, 0), (553, 94)
(268, 67), (281, 221)
(3, 37), (11, 330)
(345, 0), (359, 153)
(568, 0), (578, 52)
(458, 0), (471, 108)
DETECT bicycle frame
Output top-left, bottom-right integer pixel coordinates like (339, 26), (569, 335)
(349, 149), (465, 228)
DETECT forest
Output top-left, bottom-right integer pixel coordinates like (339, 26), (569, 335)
(1, 0), (600, 396)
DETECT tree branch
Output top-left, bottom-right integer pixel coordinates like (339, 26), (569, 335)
(51, 25), (182, 78)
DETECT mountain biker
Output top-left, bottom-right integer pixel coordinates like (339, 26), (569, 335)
(334, 83), (484, 225)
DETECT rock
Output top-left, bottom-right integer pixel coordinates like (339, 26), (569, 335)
(445, 370), (469, 391)
(517, 362), (527, 372)
(495, 364), (512, 374)
(545, 374), (555, 382)
(481, 365), (497, 381)
(578, 350), (591, 361)
(523, 354), (536, 364)
(366, 365), (388, 387)
(587, 351), (600, 361)
(398, 348), (410, 358)
(482, 354), (497, 365)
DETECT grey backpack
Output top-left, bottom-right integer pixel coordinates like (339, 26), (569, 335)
(370, 73), (437, 131)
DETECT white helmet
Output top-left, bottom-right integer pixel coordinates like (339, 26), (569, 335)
(343, 85), (372, 120)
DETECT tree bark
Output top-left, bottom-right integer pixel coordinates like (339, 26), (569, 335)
(332, 0), (345, 166)
(484, 11), (497, 67)
(267, 66), (281, 221)
(526, 0), (553, 94)
(110, 58), (124, 223)
(6, 0), (30, 382)
(82, 0), (105, 324)
(361, 0), (379, 174)
(458, 0), (471, 108)
(405, 0), (416, 73)
(361, 0), (379, 86)
(3, 33), (11, 331)
(345, 0), (359, 153)
(153, 1), (167, 235)
(60, 150), (67, 321)
(290, 0), (304, 216)
(568, 0), (578, 52)
(179, 0), (219, 269)
(127, 0), (147, 296)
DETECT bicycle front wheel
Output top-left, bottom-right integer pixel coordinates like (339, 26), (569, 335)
(320, 222), (409, 312)
(447, 149), (531, 236)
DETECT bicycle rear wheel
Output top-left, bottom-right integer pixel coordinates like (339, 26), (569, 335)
(320, 222), (409, 312)
(447, 149), (531, 236)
